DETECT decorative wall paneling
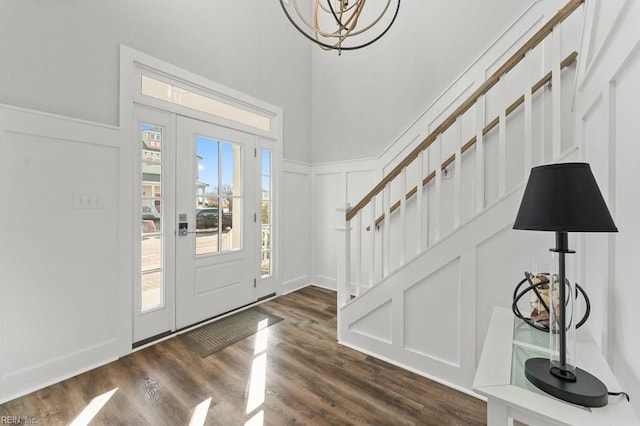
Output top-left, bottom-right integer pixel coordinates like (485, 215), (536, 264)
(574, 0), (640, 416)
(334, 2), (584, 394)
(281, 160), (312, 294)
(0, 105), (122, 403)
(311, 159), (379, 291)
(312, 0), (582, 292)
(339, 188), (551, 391)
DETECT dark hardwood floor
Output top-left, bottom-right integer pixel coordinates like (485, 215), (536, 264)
(0, 286), (486, 425)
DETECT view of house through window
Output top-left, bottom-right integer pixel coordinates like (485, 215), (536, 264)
(139, 125), (248, 311)
(195, 136), (243, 256)
(141, 123), (164, 312)
(261, 149), (272, 277)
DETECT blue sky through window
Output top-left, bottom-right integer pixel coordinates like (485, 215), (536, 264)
(196, 135), (235, 195)
(141, 123), (238, 195)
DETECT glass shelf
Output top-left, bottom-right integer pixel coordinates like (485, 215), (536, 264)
(511, 317), (551, 395)
(511, 317), (590, 411)
(513, 317), (550, 352)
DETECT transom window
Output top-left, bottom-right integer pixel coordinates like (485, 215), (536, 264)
(141, 75), (272, 132)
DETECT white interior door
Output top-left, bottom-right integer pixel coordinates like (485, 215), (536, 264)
(175, 116), (256, 329)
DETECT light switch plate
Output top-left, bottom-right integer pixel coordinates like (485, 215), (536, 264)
(73, 191), (104, 209)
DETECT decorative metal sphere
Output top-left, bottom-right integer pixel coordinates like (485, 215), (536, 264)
(279, 0), (401, 53)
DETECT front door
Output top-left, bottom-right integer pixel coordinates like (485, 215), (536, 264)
(130, 66), (280, 345)
(175, 116), (256, 329)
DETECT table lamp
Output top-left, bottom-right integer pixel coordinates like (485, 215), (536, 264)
(513, 162), (618, 407)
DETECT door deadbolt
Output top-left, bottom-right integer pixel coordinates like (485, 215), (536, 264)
(178, 222), (188, 236)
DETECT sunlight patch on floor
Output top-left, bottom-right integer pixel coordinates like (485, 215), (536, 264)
(246, 353), (267, 414)
(189, 397), (212, 426)
(69, 387), (118, 426)
(245, 409), (264, 426)
(245, 318), (270, 423)
(254, 319), (269, 355)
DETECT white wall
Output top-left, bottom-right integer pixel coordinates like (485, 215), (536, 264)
(336, 0), (640, 410)
(310, 0), (570, 163)
(0, 0), (311, 163)
(575, 0), (640, 416)
(0, 93), (313, 407)
(311, 159), (379, 289)
(0, 1), (315, 402)
(0, 105), (122, 402)
(281, 160), (312, 294)
(333, 53), (580, 390)
(3, 0), (630, 410)
(311, 0), (582, 290)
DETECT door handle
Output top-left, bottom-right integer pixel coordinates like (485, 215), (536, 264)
(177, 222), (202, 236)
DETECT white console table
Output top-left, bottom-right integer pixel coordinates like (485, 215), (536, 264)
(474, 307), (638, 426)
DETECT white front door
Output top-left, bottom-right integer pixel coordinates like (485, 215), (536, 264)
(128, 60), (281, 345)
(175, 116), (256, 329)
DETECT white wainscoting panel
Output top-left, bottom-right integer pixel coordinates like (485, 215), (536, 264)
(349, 300), (392, 344)
(405, 257), (461, 367)
(611, 48), (640, 419)
(0, 105), (121, 403)
(580, 94), (609, 350)
(575, 0), (640, 416)
(339, 186), (546, 391)
(311, 160), (377, 289)
(313, 172), (342, 288)
(281, 161), (312, 294)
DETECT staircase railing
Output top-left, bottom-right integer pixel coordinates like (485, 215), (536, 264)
(337, 0), (585, 308)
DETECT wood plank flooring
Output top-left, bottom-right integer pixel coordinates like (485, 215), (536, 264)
(0, 286), (487, 425)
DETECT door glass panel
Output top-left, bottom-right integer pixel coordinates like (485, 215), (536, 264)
(141, 123), (164, 312)
(221, 142), (241, 195)
(261, 251), (271, 278)
(221, 197), (241, 251)
(195, 136), (242, 255)
(196, 228), (219, 255)
(261, 149), (272, 277)
(261, 176), (270, 200)
(141, 271), (163, 312)
(261, 149), (271, 174)
(196, 136), (219, 196)
(141, 236), (162, 272)
(261, 201), (270, 236)
(195, 199), (220, 255)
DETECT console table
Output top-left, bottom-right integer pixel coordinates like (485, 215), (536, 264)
(473, 307), (638, 425)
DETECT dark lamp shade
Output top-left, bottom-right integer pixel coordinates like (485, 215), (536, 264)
(513, 163), (618, 233)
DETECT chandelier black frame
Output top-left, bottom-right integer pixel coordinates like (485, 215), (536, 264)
(278, 0), (401, 52)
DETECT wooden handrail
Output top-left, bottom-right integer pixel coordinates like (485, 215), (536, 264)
(364, 51), (578, 231)
(346, 0), (584, 222)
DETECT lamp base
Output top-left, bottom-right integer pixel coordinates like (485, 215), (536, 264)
(525, 358), (608, 407)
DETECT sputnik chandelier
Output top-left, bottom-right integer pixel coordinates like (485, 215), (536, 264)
(279, 0), (401, 54)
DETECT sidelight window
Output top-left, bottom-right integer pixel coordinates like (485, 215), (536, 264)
(141, 123), (164, 312)
(261, 149), (272, 277)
